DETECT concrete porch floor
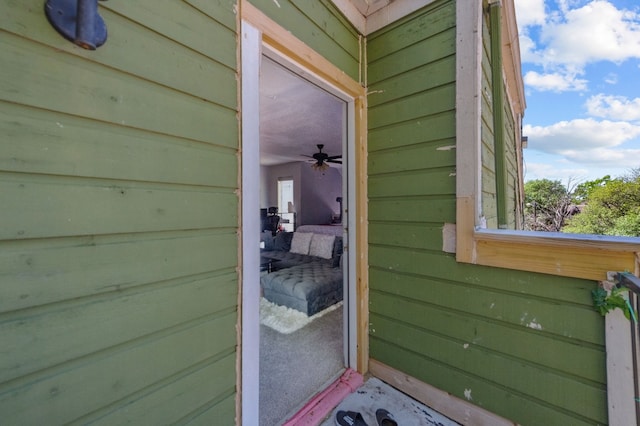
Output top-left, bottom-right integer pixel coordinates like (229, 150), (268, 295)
(319, 377), (460, 426)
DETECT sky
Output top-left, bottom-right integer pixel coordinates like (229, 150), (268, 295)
(514, 0), (640, 183)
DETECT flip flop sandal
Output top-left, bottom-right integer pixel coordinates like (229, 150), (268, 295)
(375, 409), (398, 426)
(336, 410), (369, 426)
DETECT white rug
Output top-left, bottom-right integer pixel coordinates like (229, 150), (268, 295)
(260, 298), (343, 334)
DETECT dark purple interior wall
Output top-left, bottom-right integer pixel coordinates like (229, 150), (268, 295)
(299, 165), (342, 225)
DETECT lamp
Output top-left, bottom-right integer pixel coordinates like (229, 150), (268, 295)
(45, 0), (108, 50)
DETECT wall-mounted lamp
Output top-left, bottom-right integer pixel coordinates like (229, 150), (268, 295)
(45, 0), (108, 50)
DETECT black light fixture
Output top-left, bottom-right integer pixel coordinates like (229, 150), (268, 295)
(45, 0), (108, 50)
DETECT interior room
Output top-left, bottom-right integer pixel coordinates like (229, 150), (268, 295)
(258, 56), (348, 425)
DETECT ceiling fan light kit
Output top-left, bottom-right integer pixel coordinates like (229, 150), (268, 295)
(303, 144), (342, 171)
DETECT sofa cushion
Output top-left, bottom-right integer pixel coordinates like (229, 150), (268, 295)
(332, 236), (343, 267)
(309, 233), (335, 259)
(290, 232), (313, 255)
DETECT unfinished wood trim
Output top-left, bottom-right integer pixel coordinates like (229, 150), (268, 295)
(369, 359), (517, 426)
(330, 0), (366, 35)
(473, 230), (639, 281)
(241, 0), (364, 95)
(355, 94), (369, 374)
(455, 0), (482, 264)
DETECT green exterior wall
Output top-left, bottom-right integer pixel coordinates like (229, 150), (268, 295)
(0, 1), (239, 423)
(367, 1), (608, 425)
(1, 0), (611, 424)
(0, 0), (361, 424)
(249, 0), (363, 84)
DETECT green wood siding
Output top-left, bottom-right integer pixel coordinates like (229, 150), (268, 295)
(249, 0), (362, 83)
(0, 0), (239, 424)
(480, 9), (522, 230)
(367, 1), (607, 425)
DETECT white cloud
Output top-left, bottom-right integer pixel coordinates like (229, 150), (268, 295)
(524, 118), (640, 166)
(523, 70), (587, 92)
(585, 94), (640, 121)
(536, 1), (640, 68)
(515, 0), (546, 28)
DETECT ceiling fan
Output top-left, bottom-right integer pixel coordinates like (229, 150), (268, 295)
(302, 144), (342, 171)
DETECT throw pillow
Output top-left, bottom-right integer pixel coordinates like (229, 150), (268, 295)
(309, 233), (336, 259)
(290, 232), (313, 255)
(274, 231), (293, 252)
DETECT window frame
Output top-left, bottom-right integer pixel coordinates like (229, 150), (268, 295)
(455, 0), (639, 282)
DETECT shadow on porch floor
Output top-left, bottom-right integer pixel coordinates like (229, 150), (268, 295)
(283, 369), (460, 426)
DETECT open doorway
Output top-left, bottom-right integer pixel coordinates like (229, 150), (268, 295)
(241, 19), (364, 426)
(258, 55), (348, 425)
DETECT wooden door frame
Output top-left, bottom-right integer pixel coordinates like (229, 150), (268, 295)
(239, 2), (368, 424)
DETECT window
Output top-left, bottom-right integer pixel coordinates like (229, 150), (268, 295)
(278, 178), (295, 232)
(455, 1), (638, 281)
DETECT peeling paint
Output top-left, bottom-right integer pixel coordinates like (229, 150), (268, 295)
(367, 90), (384, 95)
(449, 172), (456, 177)
(272, 0), (281, 7)
(56, 122), (64, 128)
(527, 320), (543, 330)
(463, 343), (469, 349)
(436, 145), (456, 151)
(489, 302), (495, 309)
(464, 389), (473, 401)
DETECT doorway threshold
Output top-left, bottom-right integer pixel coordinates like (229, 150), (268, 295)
(282, 368), (364, 426)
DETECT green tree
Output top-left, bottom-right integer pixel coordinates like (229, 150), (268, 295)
(564, 168), (640, 237)
(524, 179), (576, 232)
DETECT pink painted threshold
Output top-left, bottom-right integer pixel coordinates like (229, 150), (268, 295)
(282, 368), (364, 426)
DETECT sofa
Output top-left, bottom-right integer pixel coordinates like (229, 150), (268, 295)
(260, 230), (343, 316)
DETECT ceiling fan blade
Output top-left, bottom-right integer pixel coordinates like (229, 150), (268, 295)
(327, 159), (342, 164)
(326, 155), (342, 160)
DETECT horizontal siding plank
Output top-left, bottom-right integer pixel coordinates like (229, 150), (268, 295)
(369, 112), (455, 152)
(0, 34), (237, 147)
(90, 353), (236, 425)
(1, 5), (236, 108)
(370, 314), (606, 423)
(369, 247), (600, 307)
(0, 175), (237, 240)
(368, 56), (455, 107)
(369, 280), (605, 383)
(0, 103), (238, 186)
(368, 140), (456, 175)
(0, 274), (238, 384)
(103, 0), (237, 68)
(368, 248), (604, 345)
(368, 29), (456, 84)
(185, 394), (236, 426)
(248, 0), (360, 81)
(371, 339), (601, 425)
(368, 198), (456, 223)
(367, 0), (455, 61)
(0, 231), (237, 313)
(369, 169), (456, 198)
(0, 313), (237, 425)
(368, 84), (455, 130)
(185, 0), (238, 31)
(369, 223), (444, 252)
(293, 0), (360, 57)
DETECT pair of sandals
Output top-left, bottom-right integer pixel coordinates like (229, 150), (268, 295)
(336, 408), (397, 426)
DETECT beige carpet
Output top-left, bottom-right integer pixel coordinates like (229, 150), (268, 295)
(260, 297), (343, 334)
